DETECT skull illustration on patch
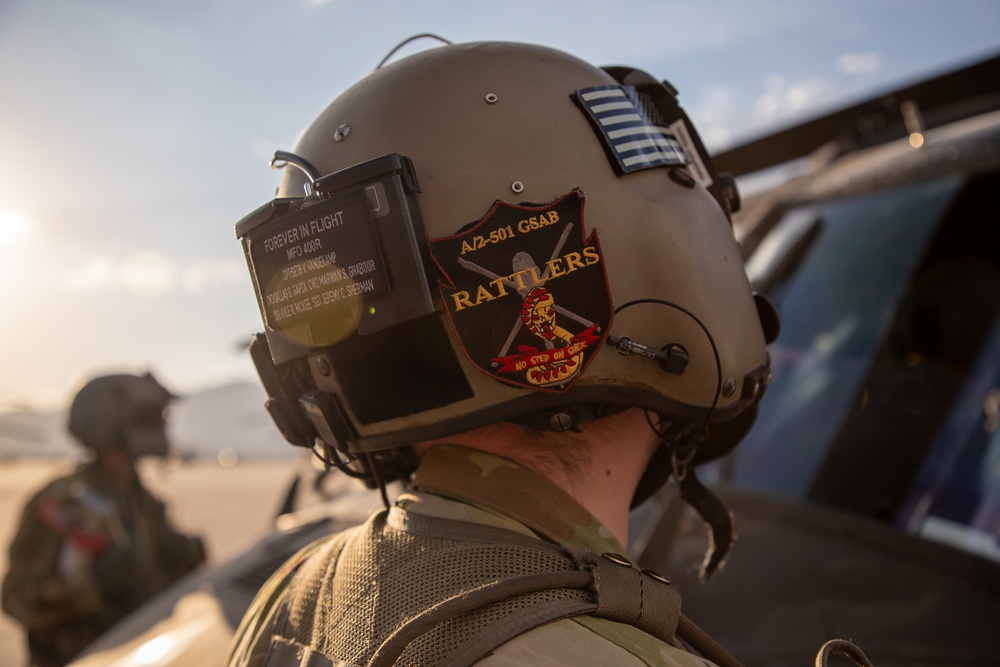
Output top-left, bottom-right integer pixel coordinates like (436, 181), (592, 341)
(429, 190), (613, 393)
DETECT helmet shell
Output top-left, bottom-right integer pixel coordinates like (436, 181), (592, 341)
(266, 41), (769, 452)
(68, 373), (175, 458)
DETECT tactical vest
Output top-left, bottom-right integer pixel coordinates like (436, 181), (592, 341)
(261, 505), (747, 667)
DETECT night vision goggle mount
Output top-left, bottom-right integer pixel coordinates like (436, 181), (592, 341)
(236, 153), (438, 479)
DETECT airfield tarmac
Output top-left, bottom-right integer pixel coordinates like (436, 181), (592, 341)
(0, 455), (305, 667)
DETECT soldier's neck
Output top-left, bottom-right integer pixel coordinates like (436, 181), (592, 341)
(415, 409), (660, 547)
(94, 447), (138, 489)
(550, 409), (660, 548)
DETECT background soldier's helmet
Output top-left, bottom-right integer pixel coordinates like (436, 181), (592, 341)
(237, 41), (778, 490)
(67, 373), (175, 458)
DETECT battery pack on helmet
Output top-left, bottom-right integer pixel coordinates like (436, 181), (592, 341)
(236, 154), (436, 365)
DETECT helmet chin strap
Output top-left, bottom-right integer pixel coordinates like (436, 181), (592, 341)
(676, 463), (736, 581)
(649, 416), (735, 581)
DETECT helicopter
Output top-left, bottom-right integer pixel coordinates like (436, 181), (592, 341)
(67, 49), (1000, 667)
(635, 48), (1000, 667)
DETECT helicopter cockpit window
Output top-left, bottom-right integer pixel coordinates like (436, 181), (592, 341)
(716, 169), (1000, 562)
(899, 314), (1000, 561)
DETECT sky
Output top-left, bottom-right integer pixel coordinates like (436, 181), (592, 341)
(1, 0), (998, 411)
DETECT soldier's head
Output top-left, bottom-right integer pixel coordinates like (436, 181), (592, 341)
(68, 372), (175, 459)
(237, 39), (777, 499)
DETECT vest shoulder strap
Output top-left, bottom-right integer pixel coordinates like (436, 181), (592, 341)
(373, 508), (683, 667)
(267, 507), (744, 667)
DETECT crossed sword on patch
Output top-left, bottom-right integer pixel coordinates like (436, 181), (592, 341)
(455, 222), (599, 369)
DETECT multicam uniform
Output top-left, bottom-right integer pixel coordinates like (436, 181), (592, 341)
(226, 445), (716, 667)
(2, 462), (206, 667)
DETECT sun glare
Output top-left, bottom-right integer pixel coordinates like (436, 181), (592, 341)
(0, 208), (33, 251)
(0, 208), (35, 293)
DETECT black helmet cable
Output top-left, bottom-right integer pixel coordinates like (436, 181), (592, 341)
(613, 298), (734, 580)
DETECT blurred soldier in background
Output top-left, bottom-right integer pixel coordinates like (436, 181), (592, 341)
(2, 373), (206, 667)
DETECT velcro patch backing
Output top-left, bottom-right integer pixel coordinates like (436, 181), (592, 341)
(574, 85), (692, 174)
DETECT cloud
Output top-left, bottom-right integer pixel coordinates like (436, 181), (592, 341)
(692, 76), (845, 151)
(836, 51), (883, 75)
(755, 74), (837, 120)
(690, 86), (737, 150)
(68, 254), (248, 296)
(68, 251), (177, 297)
(68, 256), (116, 290)
(119, 252), (178, 297)
(181, 259), (246, 291)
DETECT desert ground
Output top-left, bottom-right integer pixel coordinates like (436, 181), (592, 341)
(0, 455), (307, 667)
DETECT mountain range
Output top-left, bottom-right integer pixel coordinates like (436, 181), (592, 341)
(0, 380), (295, 461)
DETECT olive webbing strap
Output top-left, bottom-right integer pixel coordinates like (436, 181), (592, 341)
(367, 571), (595, 667)
(677, 615), (744, 667)
(441, 598), (597, 667)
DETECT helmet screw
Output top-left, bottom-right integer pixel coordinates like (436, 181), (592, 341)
(723, 378), (737, 397)
(510, 181), (524, 194)
(669, 166), (696, 188)
(316, 357), (332, 376)
(549, 413), (573, 431)
(334, 124), (350, 142)
(484, 93), (498, 104)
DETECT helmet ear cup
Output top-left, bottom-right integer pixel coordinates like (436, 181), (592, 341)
(631, 403), (761, 507)
(755, 293), (782, 344)
(691, 401), (761, 466)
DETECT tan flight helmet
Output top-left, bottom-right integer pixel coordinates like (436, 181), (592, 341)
(237, 40), (777, 492)
(68, 373), (176, 458)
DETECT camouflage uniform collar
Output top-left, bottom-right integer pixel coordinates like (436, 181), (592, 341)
(78, 459), (141, 493)
(411, 444), (624, 554)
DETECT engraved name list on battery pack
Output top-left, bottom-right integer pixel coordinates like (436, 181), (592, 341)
(248, 192), (389, 334)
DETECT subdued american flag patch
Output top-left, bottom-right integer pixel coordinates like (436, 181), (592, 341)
(574, 85), (692, 174)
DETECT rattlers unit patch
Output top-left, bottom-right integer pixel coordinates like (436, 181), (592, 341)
(429, 191), (612, 393)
